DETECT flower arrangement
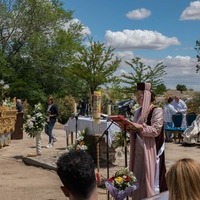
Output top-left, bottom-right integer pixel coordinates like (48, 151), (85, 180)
(0, 80), (10, 104)
(66, 129), (88, 152)
(24, 103), (46, 138)
(2, 97), (15, 108)
(105, 167), (138, 200)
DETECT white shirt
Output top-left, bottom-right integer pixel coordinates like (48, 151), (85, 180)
(164, 103), (177, 122)
(172, 99), (187, 128)
(172, 99), (187, 114)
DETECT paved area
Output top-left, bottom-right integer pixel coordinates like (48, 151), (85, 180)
(0, 123), (121, 199)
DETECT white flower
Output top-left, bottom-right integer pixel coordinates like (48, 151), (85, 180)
(3, 84), (9, 89)
(28, 121), (34, 128)
(77, 131), (81, 135)
(80, 145), (88, 150)
(27, 115), (31, 118)
(76, 135), (84, 141)
(76, 144), (86, 150)
(36, 112), (42, 117)
(24, 103), (46, 138)
(0, 80), (4, 85)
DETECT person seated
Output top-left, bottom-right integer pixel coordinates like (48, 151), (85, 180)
(56, 150), (100, 200)
(166, 158), (200, 200)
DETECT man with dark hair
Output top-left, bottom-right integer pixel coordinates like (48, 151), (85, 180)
(56, 150), (100, 200)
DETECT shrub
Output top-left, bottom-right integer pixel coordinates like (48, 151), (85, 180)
(56, 96), (75, 124)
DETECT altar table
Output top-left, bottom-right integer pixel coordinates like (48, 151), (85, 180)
(64, 116), (121, 147)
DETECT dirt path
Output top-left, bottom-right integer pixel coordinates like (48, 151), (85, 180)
(0, 156), (66, 200)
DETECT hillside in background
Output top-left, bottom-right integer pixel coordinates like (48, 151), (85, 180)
(157, 89), (196, 102)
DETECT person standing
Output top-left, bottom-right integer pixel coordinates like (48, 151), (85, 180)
(45, 96), (59, 148)
(129, 82), (167, 200)
(163, 97), (178, 142)
(172, 95), (187, 128)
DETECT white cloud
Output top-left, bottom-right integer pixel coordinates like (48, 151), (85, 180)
(113, 51), (199, 90)
(62, 18), (91, 35)
(136, 56), (198, 88)
(143, 56), (199, 90)
(180, 1), (200, 20)
(114, 51), (134, 60)
(80, 26), (91, 35)
(126, 8), (151, 20)
(105, 30), (180, 50)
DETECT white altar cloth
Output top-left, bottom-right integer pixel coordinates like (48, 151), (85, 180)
(64, 116), (121, 147)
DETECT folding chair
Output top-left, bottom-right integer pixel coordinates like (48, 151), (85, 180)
(186, 112), (197, 127)
(165, 112), (186, 143)
(172, 112), (187, 143)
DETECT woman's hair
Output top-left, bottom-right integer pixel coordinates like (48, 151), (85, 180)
(48, 96), (54, 103)
(166, 158), (200, 200)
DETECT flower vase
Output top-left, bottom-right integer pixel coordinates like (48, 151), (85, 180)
(35, 132), (42, 155)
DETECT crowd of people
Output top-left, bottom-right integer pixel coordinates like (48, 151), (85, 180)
(15, 82), (200, 200)
(55, 82), (198, 200)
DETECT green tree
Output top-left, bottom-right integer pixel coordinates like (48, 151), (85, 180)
(155, 83), (167, 95)
(107, 80), (126, 103)
(69, 39), (121, 97)
(121, 57), (167, 93)
(176, 84), (187, 93)
(0, 0), (83, 105)
(195, 40), (200, 73)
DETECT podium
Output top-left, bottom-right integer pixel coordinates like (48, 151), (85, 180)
(109, 115), (142, 167)
(99, 115), (141, 200)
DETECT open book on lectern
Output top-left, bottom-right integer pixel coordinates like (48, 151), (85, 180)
(108, 115), (142, 133)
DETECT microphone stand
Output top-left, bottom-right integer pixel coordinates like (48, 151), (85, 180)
(72, 112), (80, 144)
(96, 120), (114, 200)
(124, 123), (128, 167)
(75, 114), (78, 139)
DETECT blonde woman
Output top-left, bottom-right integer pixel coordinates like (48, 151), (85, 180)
(166, 158), (200, 200)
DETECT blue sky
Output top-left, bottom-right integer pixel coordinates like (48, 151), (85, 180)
(63, 0), (200, 91)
